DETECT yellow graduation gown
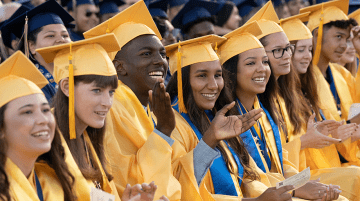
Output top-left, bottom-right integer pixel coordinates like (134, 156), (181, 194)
(313, 63), (360, 166)
(5, 158), (64, 201)
(278, 96), (360, 201)
(104, 80), (181, 200)
(59, 130), (121, 201)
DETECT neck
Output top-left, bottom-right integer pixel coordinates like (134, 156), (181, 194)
(236, 89), (256, 112)
(35, 54), (54, 75)
(316, 53), (330, 78)
(6, 149), (37, 178)
(119, 77), (149, 106)
(337, 61), (346, 67)
(75, 117), (88, 138)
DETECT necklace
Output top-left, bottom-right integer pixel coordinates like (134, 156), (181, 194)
(83, 135), (102, 189)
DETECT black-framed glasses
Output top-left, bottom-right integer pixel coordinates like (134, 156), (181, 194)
(85, 11), (100, 18)
(265, 45), (295, 59)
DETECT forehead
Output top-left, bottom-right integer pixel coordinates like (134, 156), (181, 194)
(325, 25), (350, 35)
(126, 35), (164, 51)
(77, 4), (98, 11)
(6, 94), (47, 110)
(40, 24), (68, 32)
(296, 38), (312, 46)
(189, 21), (214, 34)
(263, 32), (289, 48)
(190, 60), (221, 72)
(240, 48), (267, 59)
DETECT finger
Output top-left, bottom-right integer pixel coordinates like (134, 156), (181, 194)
(123, 184), (132, 199)
(159, 195), (170, 201)
(158, 83), (165, 110)
(240, 108), (263, 123)
(164, 92), (172, 109)
(131, 184), (142, 194)
(217, 101), (235, 116)
(321, 135), (342, 144)
(277, 185), (295, 194)
(141, 183), (152, 191)
(148, 90), (153, 106)
(279, 192), (292, 200)
(129, 194), (141, 201)
(307, 114), (316, 129)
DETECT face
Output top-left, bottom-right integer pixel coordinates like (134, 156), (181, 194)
(75, 4), (100, 33)
(3, 94), (55, 158)
(287, 0), (305, 16)
(73, 81), (115, 129)
(118, 35), (167, 99)
(161, 20), (177, 46)
(263, 32), (292, 79)
(30, 24), (71, 55)
(292, 38), (313, 74)
(100, 13), (117, 23)
(168, 4), (184, 22)
(340, 38), (356, 65)
(236, 48), (271, 96)
(320, 26), (350, 63)
(223, 6), (241, 30)
(186, 21), (215, 40)
(190, 60), (224, 110)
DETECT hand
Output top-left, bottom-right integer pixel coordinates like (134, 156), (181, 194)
(238, 108), (263, 133)
(149, 81), (175, 137)
(332, 122), (357, 142)
(313, 184), (342, 201)
(122, 182), (157, 201)
(255, 185), (294, 201)
(349, 112), (360, 124)
(202, 102), (243, 148)
(315, 120), (338, 136)
(156, 196), (170, 201)
(351, 26), (360, 55)
(351, 125), (360, 142)
(300, 114), (341, 149)
(295, 179), (328, 200)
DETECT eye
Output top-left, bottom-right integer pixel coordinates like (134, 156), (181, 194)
(62, 34), (70, 38)
(92, 88), (101, 93)
(215, 72), (222, 78)
(160, 51), (166, 58)
(23, 110), (33, 115)
(197, 73), (206, 78)
(109, 89), (115, 96)
(246, 61), (255, 65)
(46, 35), (55, 38)
(263, 60), (269, 65)
(141, 51), (151, 56)
(297, 48), (305, 52)
(42, 108), (50, 113)
(274, 48), (282, 53)
(337, 35), (342, 39)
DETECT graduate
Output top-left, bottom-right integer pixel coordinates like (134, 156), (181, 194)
(280, 12), (360, 201)
(214, 1), (241, 36)
(0, 51), (75, 201)
(36, 33), (164, 201)
(83, 1), (182, 199)
(98, 0), (124, 23)
(284, 0), (305, 16)
(0, 0), (74, 103)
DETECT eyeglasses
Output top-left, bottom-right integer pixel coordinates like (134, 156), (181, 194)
(265, 45), (295, 59)
(85, 11), (100, 18)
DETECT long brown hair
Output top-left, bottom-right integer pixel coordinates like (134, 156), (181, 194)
(260, 36), (308, 136)
(167, 66), (259, 181)
(0, 103), (76, 201)
(53, 75), (118, 186)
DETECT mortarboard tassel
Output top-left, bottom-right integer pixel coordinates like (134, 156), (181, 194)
(24, 15), (29, 58)
(69, 42), (76, 139)
(177, 42), (187, 113)
(214, 42), (219, 58)
(313, 4), (324, 66)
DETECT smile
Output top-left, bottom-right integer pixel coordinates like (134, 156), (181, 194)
(201, 93), (217, 99)
(252, 77), (265, 83)
(31, 131), (49, 137)
(149, 71), (164, 79)
(94, 111), (107, 116)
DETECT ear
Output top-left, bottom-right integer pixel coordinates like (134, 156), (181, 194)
(313, 28), (318, 46)
(60, 78), (70, 97)
(113, 59), (127, 76)
(28, 40), (37, 55)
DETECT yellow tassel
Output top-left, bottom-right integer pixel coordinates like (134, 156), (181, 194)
(68, 42), (76, 139)
(313, 4), (324, 66)
(24, 16), (29, 58)
(106, 21), (110, 34)
(214, 42), (220, 58)
(177, 42), (187, 113)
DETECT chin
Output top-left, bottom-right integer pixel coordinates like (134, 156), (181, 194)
(88, 121), (105, 129)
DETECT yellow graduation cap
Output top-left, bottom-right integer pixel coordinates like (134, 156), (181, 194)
(36, 33), (120, 140)
(300, 0), (349, 66)
(245, 1), (283, 40)
(219, 21), (263, 65)
(348, 8), (360, 24)
(165, 34), (226, 113)
(280, 12), (312, 42)
(0, 51), (48, 108)
(83, 0), (162, 60)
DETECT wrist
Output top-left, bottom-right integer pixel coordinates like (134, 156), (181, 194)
(155, 126), (173, 137)
(300, 135), (307, 150)
(202, 129), (218, 149)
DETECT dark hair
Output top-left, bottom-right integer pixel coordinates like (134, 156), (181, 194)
(216, 2), (235, 27)
(260, 35), (308, 136)
(323, 18), (358, 31)
(183, 17), (216, 34)
(0, 103), (76, 201)
(16, 26), (43, 63)
(291, 40), (321, 121)
(153, 17), (167, 38)
(53, 74), (118, 186)
(166, 65), (259, 181)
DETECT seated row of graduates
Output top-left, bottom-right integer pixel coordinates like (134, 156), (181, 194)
(2, 0), (360, 200)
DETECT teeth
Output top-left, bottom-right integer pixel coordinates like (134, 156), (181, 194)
(32, 131), (49, 137)
(202, 94), (216, 98)
(95, 111), (106, 116)
(253, 77), (265, 82)
(149, 71), (164, 76)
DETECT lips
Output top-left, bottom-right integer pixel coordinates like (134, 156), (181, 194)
(252, 77), (265, 83)
(31, 131), (49, 137)
(94, 111), (107, 117)
(148, 71), (164, 80)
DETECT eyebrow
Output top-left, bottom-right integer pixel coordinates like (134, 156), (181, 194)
(18, 102), (49, 110)
(195, 69), (208, 73)
(272, 43), (290, 48)
(336, 32), (347, 36)
(244, 57), (256, 61)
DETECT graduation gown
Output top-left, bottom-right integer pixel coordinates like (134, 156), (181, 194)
(278, 96), (360, 201)
(5, 158), (64, 201)
(58, 130), (121, 201)
(313, 63), (360, 166)
(104, 80), (181, 200)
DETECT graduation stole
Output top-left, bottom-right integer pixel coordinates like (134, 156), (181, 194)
(172, 97), (243, 196)
(236, 98), (271, 173)
(237, 97), (284, 175)
(326, 67), (342, 117)
(34, 173), (44, 201)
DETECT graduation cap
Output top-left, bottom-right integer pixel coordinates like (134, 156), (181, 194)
(36, 33), (120, 140)
(98, 0), (125, 15)
(272, 0), (284, 7)
(17, 0), (35, 9)
(219, 21), (263, 65)
(300, 0), (349, 66)
(165, 35), (226, 113)
(148, 0), (168, 18)
(171, 0), (221, 31)
(280, 12), (312, 42)
(169, 0), (188, 8)
(0, 51), (48, 108)
(83, 0), (161, 60)
(216, 1), (235, 27)
(349, 7), (360, 23)
(61, 0), (96, 11)
(349, 0), (360, 15)
(245, 1), (283, 40)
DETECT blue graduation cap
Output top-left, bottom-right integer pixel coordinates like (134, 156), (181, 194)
(272, 0), (284, 7)
(233, 0), (259, 17)
(61, 0), (96, 11)
(349, 0), (360, 14)
(1, 0), (75, 41)
(315, 0), (329, 3)
(148, 0), (168, 18)
(215, 1), (235, 26)
(17, 0), (35, 9)
(171, 0), (221, 31)
(169, 0), (189, 8)
(0, 4), (31, 48)
(98, 0), (124, 15)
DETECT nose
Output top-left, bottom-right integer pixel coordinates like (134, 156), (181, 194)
(283, 49), (292, 60)
(101, 91), (113, 108)
(153, 52), (166, 66)
(35, 109), (50, 125)
(207, 76), (218, 90)
(257, 62), (267, 72)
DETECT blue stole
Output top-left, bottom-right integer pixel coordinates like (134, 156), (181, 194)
(326, 67), (341, 117)
(172, 98), (243, 196)
(35, 62), (57, 102)
(236, 98), (284, 174)
(34, 172), (44, 201)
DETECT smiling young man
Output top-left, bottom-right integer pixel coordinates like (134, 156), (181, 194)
(300, 0), (360, 166)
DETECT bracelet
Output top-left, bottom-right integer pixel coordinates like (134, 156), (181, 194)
(292, 190), (295, 197)
(346, 120), (351, 124)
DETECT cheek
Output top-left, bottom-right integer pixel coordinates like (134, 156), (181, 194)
(4, 115), (33, 146)
(217, 78), (224, 91)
